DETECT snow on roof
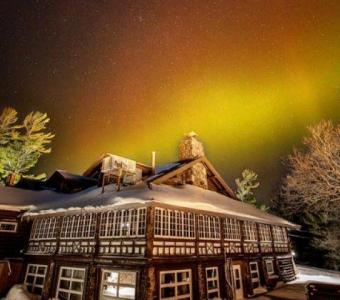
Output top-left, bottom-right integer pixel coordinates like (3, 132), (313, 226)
(0, 183), (298, 228)
(147, 161), (187, 182)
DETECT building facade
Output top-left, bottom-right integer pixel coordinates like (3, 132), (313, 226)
(0, 133), (299, 299)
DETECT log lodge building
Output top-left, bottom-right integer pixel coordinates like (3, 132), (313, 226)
(0, 133), (299, 300)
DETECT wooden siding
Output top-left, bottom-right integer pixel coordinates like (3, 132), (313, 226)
(9, 204), (295, 300)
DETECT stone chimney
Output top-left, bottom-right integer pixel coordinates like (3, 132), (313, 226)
(178, 132), (208, 189)
(178, 131), (205, 160)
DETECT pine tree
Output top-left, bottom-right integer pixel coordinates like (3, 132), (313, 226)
(235, 169), (268, 211)
(0, 107), (54, 184)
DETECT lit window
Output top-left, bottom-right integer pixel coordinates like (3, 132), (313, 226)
(154, 208), (195, 239)
(243, 222), (257, 241)
(56, 267), (86, 300)
(249, 262), (261, 289)
(259, 224), (272, 241)
(224, 218), (241, 240)
(24, 264), (47, 296)
(160, 269), (192, 299)
(0, 221), (17, 233)
(122, 210), (129, 236)
(206, 267), (220, 299)
(60, 214), (96, 239)
(265, 260), (275, 276)
(100, 208), (146, 238)
(30, 217), (59, 240)
(100, 270), (136, 299)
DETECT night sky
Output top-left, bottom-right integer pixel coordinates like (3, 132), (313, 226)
(1, 1), (340, 202)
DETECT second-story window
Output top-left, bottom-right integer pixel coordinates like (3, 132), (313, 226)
(154, 208), (195, 239)
(272, 226), (288, 242)
(198, 215), (221, 239)
(224, 218), (241, 240)
(259, 224), (272, 242)
(243, 221), (257, 241)
(99, 208), (146, 238)
(60, 213), (96, 239)
(30, 217), (59, 240)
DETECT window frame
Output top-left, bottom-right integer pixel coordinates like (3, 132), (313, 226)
(265, 260), (275, 276)
(30, 217), (59, 240)
(100, 269), (137, 300)
(24, 264), (48, 296)
(154, 208), (195, 239)
(99, 208), (146, 239)
(56, 266), (86, 300)
(223, 218), (241, 240)
(259, 224), (272, 242)
(60, 213), (96, 240)
(198, 214), (221, 240)
(272, 226), (288, 242)
(243, 221), (257, 242)
(249, 262), (261, 289)
(159, 269), (192, 300)
(0, 221), (18, 233)
(205, 267), (220, 299)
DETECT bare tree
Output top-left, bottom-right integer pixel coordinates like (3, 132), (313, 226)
(280, 120), (340, 219)
(275, 120), (340, 270)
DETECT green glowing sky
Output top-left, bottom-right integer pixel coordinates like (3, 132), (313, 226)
(0, 1), (339, 202)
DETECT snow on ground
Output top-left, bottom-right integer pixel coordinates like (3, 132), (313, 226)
(2, 284), (38, 300)
(290, 265), (340, 285)
(293, 274), (340, 284)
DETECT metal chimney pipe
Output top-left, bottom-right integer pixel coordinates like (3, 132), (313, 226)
(151, 151), (156, 175)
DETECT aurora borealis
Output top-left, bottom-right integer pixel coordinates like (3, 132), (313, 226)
(1, 1), (340, 202)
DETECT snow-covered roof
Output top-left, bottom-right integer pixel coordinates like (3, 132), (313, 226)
(0, 183), (298, 228)
(148, 156), (236, 198)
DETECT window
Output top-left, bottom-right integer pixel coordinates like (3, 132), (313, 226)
(272, 226), (288, 242)
(243, 222), (257, 241)
(24, 264), (47, 296)
(224, 218), (241, 240)
(249, 262), (261, 289)
(30, 217), (59, 240)
(198, 215), (221, 239)
(99, 208), (146, 238)
(265, 260), (275, 276)
(56, 267), (86, 300)
(0, 221), (17, 233)
(60, 214), (96, 239)
(259, 224), (272, 241)
(206, 267), (220, 299)
(154, 208), (195, 239)
(100, 270), (136, 300)
(160, 269), (192, 299)
(137, 208), (146, 236)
